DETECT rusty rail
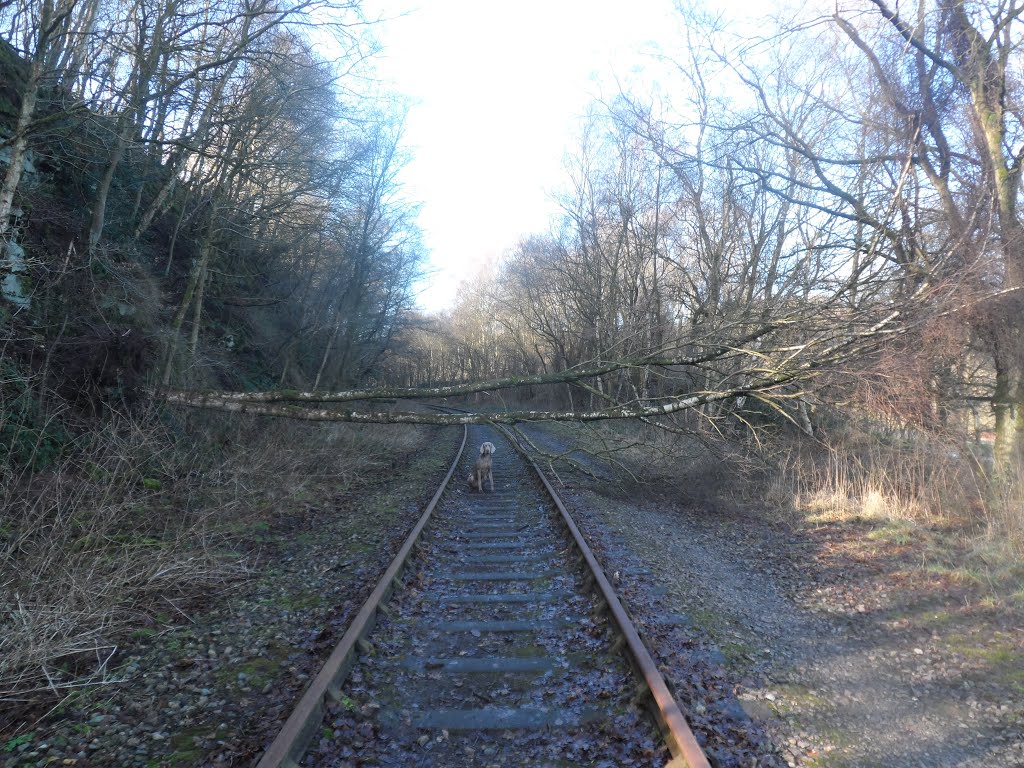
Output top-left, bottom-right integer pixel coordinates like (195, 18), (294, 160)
(256, 414), (709, 768)
(254, 425), (468, 768)
(496, 424), (711, 768)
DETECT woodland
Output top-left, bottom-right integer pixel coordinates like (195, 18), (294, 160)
(1, 0), (1023, 761)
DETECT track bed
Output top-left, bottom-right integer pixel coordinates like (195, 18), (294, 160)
(302, 425), (668, 766)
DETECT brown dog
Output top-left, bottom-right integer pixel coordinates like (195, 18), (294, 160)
(467, 441), (495, 492)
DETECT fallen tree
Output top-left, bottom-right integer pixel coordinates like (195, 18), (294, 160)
(159, 293), (948, 427)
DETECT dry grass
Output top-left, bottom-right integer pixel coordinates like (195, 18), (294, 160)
(763, 420), (1024, 594)
(0, 409), (233, 714)
(977, 464), (1024, 567)
(555, 409), (1022, 582)
(0, 405), (428, 724)
(765, 424), (985, 524)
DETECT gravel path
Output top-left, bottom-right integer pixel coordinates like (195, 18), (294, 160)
(521, 424), (1024, 768)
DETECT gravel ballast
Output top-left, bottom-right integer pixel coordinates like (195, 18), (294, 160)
(521, 424), (1024, 768)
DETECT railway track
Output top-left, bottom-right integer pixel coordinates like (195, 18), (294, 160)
(257, 423), (710, 767)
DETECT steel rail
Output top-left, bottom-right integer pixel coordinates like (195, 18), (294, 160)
(254, 425), (468, 768)
(496, 424), (712, 768)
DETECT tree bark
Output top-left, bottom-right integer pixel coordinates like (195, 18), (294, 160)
(87, 127), (127, 250)
(0, 49), (42, 238)
(162, 200), (217, 384)
(164, 386), (742, 425)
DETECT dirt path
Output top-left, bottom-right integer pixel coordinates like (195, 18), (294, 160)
(521, 425), (1024, 768)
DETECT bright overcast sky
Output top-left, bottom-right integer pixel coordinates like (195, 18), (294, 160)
(361, 0), (772, 312)
(357, 0), (684, 312)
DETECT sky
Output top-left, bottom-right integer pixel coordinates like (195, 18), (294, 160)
(361, 0), (682, 312)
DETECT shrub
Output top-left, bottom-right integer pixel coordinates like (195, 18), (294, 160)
(0, 360), (67, 472)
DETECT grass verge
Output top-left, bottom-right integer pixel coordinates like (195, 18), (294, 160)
(0, 404), (431, 734)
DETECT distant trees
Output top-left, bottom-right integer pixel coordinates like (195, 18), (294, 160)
(846, 0), (1024, 474)
(714, 0), (1024, 473)
(372, 0), (1023, 477)
(392, 80), (896, 432)
(64, 0), (1005, 500)
(305, 122), (423, 389)
(175, 56), (929, 433)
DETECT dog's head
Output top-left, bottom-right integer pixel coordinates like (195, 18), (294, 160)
(479, 442), (495, 457)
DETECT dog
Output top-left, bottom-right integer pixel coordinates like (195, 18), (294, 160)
(467, 441), (495, 492)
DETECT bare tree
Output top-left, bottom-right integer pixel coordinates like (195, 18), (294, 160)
(0, 0), (99, 237)
(732, 0), (1024, 472)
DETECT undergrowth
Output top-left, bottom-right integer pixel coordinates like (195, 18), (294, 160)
(528, 412), (1023, 600)
(762, 419), (1024, 597)
(0, 404), (427, 730)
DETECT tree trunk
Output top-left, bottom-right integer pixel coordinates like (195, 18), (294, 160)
(188, 254), (209, 360)
(992, 356), (1023, 478)
(0, 59), (42, 238)
(313, 312), (342, 390)
(87, 127), (128, 250)
(162, 203), (217, 385)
